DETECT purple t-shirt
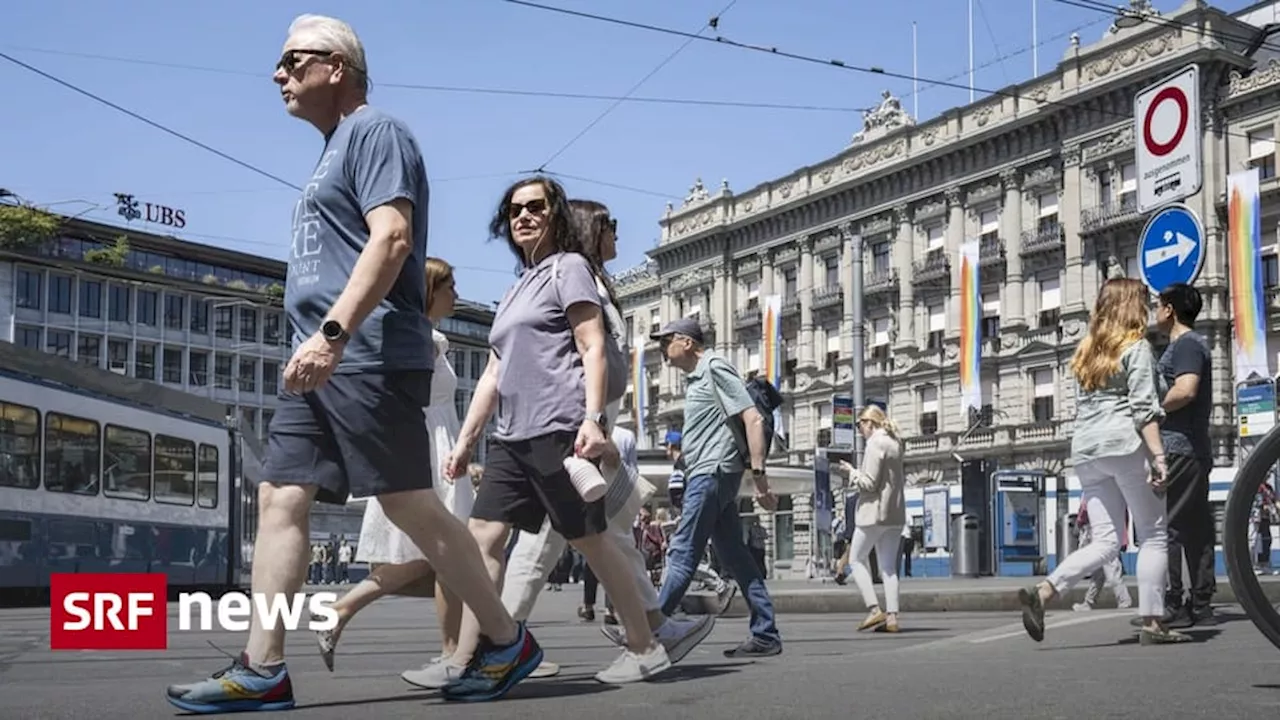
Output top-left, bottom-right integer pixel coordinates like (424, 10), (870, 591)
(490, 252), (600, 442)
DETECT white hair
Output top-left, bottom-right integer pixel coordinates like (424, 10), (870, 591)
(287, 14), (368, 93)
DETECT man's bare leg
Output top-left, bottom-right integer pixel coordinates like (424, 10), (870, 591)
(244, 482), (319, 666)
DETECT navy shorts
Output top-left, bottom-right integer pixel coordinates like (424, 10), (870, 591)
(262, 370), (433, 505)
(471, 430), (608, 541)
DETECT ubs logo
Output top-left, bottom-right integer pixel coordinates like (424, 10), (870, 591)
(114, 193), (187, 229)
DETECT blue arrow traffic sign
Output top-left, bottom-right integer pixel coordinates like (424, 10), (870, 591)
(1137, 204), (1204, 293)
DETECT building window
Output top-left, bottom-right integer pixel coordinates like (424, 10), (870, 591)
(980, 378), (996, 427)
(1098, 168), (1113, 204)
(239, 308), (258, 343)
(455, 388), (468, 422)
(189, 351), (209, 387)
(979, 209), (999, 243)
(135, 342), (156, 380)
(471, 350), (486, 381)
(1032, 369), (1054, 422)
(784, 268), (797, 301)
(919, 386), (939, 435)
(982, 292), (1000, 341)
(190, 299), (209, 334)
(108, 339), (129, 374)
(926, 224), (945, 251)
(824, 256), (839, 287)
(263, 312), (281, 345)
(164, 294), (185, 330)
(1037, 192), (1058, 229)
(872, 241), (891, 273)
(16, 268), (41, 309)
(46, 329), (72, 359)
(79, 280), (102, 318)
(262, 361), (279, 396)
(238, 358), (257, 393)
(109, 285), (130, 322)
(1038, 273), (1061, 327)
(1249, 127), (1276, 180)
(214, 355), (232, 389)
(136, 290), (158, 326)
(163, 347), (183, 384)
(49, 274), (72, 314)
(77, 334), (101, 367)
(214, 306), (233, 338)
(1119, 163), (1136, 207)
(15, 325), (40, 349)
(927, 302), (945, 349)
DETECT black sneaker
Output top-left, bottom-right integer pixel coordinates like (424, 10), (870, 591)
(723, 636), (782, 658)
(1190, 607), (1217, 626)
(1018, 587), (1046, 642)
(1165, 607), (1195, 630)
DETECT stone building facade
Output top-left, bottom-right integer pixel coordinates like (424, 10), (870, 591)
(614, 0), (1280, 578)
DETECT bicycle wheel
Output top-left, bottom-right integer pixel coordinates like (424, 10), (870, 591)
(1224, 423), (1280, 651)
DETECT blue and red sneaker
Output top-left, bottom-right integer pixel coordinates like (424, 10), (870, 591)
(165, 651), (296, 713)
(441, 622), (543, 702)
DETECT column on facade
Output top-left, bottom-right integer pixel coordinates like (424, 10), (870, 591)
(757, 248), (775, 373)
(1061, 144), (1086, 313)
(841, 229), (855, 357)
(713, 259), (732, 353)
(660, 284), (677, 396)
(893, 204), (914, 349)
(1000, 168), (1025, 325)
(799, 235), (815, 367)
(944, 186), (964, 335)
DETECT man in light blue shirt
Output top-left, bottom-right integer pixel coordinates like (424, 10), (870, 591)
(650, 317), (782, 658)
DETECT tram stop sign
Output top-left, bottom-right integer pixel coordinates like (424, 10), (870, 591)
(1137, 203), (1204, 294)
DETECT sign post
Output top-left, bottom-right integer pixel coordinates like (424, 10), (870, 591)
(1134, 64), (1202, 213)
(1137, 203), (1205, 293)
(1238, 378), (1278, 439)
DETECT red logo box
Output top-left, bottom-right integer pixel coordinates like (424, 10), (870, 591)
(50, 573), (168, 650)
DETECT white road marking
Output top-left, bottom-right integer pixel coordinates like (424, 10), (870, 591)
(969, 610), (1130, 644)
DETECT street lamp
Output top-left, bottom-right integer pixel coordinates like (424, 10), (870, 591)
(1113, 1), (1149, 29)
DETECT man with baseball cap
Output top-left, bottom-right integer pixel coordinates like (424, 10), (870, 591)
(645, 317), (783, 658)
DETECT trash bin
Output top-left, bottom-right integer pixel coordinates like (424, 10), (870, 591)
(1057, 514), (1079, 563)
(950, 513), (980, 578)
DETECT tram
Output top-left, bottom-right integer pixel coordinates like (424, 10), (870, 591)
(0, 340), (255, 603)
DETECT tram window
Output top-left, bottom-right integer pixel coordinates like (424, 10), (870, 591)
(197, 444), (219, 509)
(0, 402), (40, 489)
(44, 412), (101, 495)
(154, 434), (195, 505)
(103, 424), (151, 501)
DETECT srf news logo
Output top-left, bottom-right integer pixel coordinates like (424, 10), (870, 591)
(50, 573), (338, 651)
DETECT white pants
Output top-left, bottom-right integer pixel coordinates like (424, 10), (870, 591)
(1048, 449), (1166, 617)
(1083, 556), (1132, 607)
(501, 500), (659, 622)
(849, 524), (902, 614)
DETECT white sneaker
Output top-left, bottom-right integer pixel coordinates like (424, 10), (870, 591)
(529, 660), (560, 678)
(1072, 602), (1092, 612)
(401, 656), (466, 689)
(594, 644), (671, 684)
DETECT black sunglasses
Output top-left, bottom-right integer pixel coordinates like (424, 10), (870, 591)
(508, 198), (549, 219)
(276, 48), (334, 73)
(606, 217), (617, 234)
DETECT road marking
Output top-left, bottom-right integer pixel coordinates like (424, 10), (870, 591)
(969, 610), (1130, 644)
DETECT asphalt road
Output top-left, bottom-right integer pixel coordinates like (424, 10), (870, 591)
(2, 587), (1279, 719)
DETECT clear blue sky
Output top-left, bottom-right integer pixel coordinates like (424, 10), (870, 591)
(1, 0), (1248, 304)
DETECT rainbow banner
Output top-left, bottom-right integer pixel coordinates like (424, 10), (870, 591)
(631, 345), (647, 446)
(958, 239), (981, 414)
(1228, 168), (1269, 381)
(761, 294), (783, 388)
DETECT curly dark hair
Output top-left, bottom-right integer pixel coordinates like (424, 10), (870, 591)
(488, 176), (581, 269)
(568, 198), (619, 309)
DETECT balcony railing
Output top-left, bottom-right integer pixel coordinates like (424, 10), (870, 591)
(1020, 222), (1064, 257)
(811, 284), (843, 310)
(1081, 196), (1142, 234)
(864, 268), (899, 296)
(911, 249), (950, 286)
(979, 235), (1006, 268)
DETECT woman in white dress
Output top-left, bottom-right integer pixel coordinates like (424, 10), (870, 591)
(315, 257), (475, 671)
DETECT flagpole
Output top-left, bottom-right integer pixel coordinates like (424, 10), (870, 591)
(968, 0), (975, 103)
(1032, 0), (1039, 76)
(912, 21), (919, 119)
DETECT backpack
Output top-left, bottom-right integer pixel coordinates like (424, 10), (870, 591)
(551, 254), (628, 405)
(707, 357), (785, 459)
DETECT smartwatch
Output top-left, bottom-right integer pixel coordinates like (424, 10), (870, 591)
(752, 468), (766, 479)
(321, 319), (350, 344)
(586, 411), (608, 430)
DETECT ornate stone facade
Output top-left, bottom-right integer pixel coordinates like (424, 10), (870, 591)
(616, 1), (1280, 579)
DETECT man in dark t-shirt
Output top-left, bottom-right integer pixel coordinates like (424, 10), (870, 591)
(1155, 283), (1216, 627)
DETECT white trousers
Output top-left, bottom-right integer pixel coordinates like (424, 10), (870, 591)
(1048, 449), (1166, 617)
(1083, 556), (1132, 606)
(501, 495), (659, 621)
(849, 524), (902, 614)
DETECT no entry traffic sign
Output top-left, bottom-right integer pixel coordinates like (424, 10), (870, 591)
(1133, 64), (1202, 213)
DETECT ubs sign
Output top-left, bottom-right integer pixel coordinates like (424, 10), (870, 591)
(114, 193), (187, 229)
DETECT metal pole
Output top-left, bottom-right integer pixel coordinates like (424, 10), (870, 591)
(849, 228), (866, 468)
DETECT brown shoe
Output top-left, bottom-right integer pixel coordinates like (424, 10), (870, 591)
(858, 609), (887, 632)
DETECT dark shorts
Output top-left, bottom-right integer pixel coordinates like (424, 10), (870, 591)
(471, 430), (608, 541)
(262, 370), (433, 505)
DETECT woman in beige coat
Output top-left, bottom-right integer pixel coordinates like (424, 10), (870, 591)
(837, 405), (907, 633)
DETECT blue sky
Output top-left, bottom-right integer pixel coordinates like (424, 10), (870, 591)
(1, 0), (1250, 304)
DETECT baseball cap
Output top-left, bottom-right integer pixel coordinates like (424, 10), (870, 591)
(649, 317), (705, 345)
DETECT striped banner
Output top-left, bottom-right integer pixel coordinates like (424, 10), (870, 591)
(761, 294), (783, 388)
(958, 239), (981, 414)
(1228, 168), (1269, 381)
(631, 345), (647, 447)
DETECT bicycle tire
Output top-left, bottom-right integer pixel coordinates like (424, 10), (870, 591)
(1224, 423), (1280, 651)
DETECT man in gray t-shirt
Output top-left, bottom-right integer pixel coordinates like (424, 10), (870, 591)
(165, 15), (537, 714)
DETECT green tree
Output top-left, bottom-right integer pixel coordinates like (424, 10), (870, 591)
(0, 205), (59, 250)
(84, 236), (130, 267)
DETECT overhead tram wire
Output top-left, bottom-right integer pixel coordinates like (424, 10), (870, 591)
(500, 0), (1277, 147)
(0, 50), (300, 192)
(531, 0), (739, 173)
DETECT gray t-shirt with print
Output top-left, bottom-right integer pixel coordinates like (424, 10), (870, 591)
(286, 106), (433, 373)
(489, 252), (600, 442)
